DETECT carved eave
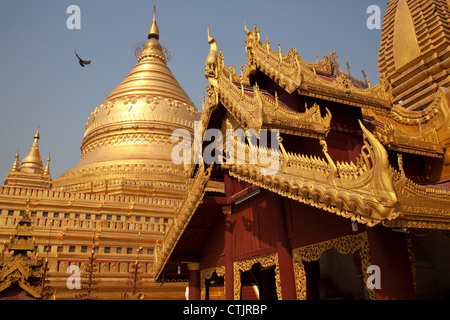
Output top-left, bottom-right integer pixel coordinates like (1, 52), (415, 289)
(0, 255), (44, 299)
(243, 24), (392, 112)
(383, 156), (450, 230)
(243, 23), (332, 84)
(154, 164), (213, 280)
(204, 31), (332, 139)
(221, 121), (402, 227)
(364, 87), (450, 160)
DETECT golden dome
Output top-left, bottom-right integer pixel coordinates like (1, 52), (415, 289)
(54, 11), (200, 193)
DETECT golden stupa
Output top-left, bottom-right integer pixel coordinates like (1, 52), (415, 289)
(0, 8), (201, 300)
(53, 8), (200, 197)
(4, 127), (52, 189)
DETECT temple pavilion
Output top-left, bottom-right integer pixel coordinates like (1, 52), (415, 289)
(154, 0), (450, 300)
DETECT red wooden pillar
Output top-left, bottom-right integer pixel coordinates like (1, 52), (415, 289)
(367, 226), (416, 300)
(187, 263), (201, 300)
(271, 193), (297, 300)
(224, 209), (235, 300)
(223, 172), (236, 300)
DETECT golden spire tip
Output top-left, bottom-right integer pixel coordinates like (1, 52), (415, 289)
(34, 126), (40, 140)
(148, 4), (159, 40)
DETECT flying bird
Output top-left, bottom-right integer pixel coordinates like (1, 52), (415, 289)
(75, 51), (91, 67)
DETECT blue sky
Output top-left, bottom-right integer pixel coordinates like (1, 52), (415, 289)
(0, 0), (387, 180)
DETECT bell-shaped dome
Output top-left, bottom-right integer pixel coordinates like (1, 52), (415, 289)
(54, 10), (200, 195)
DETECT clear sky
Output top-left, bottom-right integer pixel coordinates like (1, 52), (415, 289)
(0, 0), (387, 181)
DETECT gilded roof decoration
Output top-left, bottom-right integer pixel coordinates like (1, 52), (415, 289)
(154, 163), (213, 279)
(4, 130), (52, 189)
(199, 24), (450, 230)
(222, 121), (401, 226)
(384, 154), (450, 230)
(243, 24), (393, 111)
(0, 203), (48, 299)
(365, 86), (450, 179)
(205, 29), (332, 139)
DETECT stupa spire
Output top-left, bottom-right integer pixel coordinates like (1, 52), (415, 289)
(148, 4), (159, 40)
(10, 151), (20, 173)
(43, 153), (51, 176)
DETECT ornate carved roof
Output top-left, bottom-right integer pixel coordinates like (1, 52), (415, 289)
(0, 200), (48, 299)
(242, 24), (393, 112)
(199, 26), (450, 229)
(156, 8), (450, 281)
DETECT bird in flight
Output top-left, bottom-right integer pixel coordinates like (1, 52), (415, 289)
(75, 51), (91, 67)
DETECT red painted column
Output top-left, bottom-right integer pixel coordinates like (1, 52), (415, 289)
(271, 193), (297, 300)
(223, 172), (236, 300)
(367, 226), (416, 300)
(188, 263), (201, 300)
(224, 209), (235, 300)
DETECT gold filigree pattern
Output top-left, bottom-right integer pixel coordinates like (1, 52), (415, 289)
(154, 164), (214, 279)
(292, 232), (374, 300)
(84, 95), (199, 138)
(205, 29), (332, 139)
(367, 87), (450, 180)
(223, 121), (400, 226)
(81, 132), (176, 157)
(200, 265), (225, 300)
(233, 252), (281, 300)
(243, 24), (391, 111)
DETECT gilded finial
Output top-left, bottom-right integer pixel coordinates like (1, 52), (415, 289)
(346, 61), (351, 78)
(44, 153), (51, 176)
(207, 26), (215, 46)
(34, 126), (40, 140)
(244, 22), (250, 36)
(10, 151), (20, 172)
(361, 69), (370, 88)
(148, 4), (159, 40)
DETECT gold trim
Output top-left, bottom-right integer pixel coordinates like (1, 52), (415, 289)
(154, 164), (213, 279)
(233, 252), (281, 300)
(223, 120), (400, 226)
(243, 24), (391, 110)
(204, 29), (332, 139)
(200, 265), (225, 300)
(292, 232), (374, 300)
